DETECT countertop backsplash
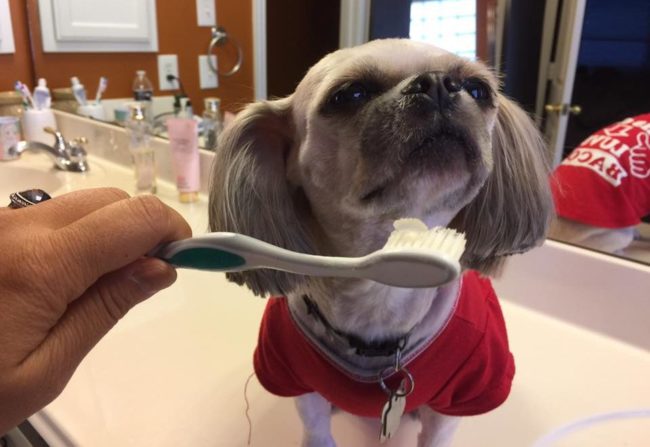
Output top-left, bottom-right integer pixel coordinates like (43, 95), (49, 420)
(53, 110), (215, 195)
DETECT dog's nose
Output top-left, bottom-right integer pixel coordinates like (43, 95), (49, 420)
(401, 74), (461, 108)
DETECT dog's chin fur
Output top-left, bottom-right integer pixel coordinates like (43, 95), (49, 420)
(209, 38), (553, 445)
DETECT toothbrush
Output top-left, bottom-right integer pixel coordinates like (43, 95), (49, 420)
(14, 81), (35, 109)
(94, 77), (108, 104)
(151, 219), (466, 288)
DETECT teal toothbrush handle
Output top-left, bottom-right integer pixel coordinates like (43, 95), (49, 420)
(157, 246), (247, 271)
(150, 232), (358, 274)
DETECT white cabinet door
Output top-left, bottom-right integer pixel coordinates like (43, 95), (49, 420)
(0, 0), (16, 54)
(38, 0), (158, 52)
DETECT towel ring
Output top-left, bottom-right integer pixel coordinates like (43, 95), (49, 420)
(208, 26), (243, 77)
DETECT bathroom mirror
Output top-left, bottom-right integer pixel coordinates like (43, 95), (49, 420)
(534, 0), (650, 266)
(7, 0), (256, 147)
(345, 0), (649, 267)
(3, 0), (649, 265)
(15, 0), (496, 147)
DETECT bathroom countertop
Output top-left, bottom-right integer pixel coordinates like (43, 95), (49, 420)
(30, 268), (650, 447)
(6, 152), (649, 446)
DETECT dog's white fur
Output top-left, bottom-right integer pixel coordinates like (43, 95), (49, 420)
(209, 39), (553, 446)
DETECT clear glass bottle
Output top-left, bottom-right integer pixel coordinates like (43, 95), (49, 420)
(202, 97), (223, 151)
(132, 70), (154, 124)
(126, 103), (156, 194)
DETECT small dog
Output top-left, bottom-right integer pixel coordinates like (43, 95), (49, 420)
(549, 113), (650, 254)
(209, 39), (552, 447)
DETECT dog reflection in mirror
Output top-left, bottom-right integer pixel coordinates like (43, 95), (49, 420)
(209, 39), (552, 447)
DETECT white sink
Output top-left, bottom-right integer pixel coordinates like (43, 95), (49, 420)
(0, 165), (64, 199)
(0, 151), (115, 201)
(5, 118), (645, 447)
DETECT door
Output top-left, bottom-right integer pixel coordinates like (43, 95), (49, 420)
(536, 0), (586, 167)
(538, 0), (650, 167)
(266, 0), (340, 98)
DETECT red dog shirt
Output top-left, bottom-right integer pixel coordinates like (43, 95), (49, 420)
(254, 271), (515, 417)
(551, 113), (650, 228)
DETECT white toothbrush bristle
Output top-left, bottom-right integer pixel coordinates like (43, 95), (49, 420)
(393, 218), (428, 232)
(384, 218), (466, 261)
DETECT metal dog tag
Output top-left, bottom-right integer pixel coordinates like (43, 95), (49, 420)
(380, 380), (407, 443)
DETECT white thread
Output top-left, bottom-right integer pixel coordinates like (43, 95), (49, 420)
(244, 371), (256, 446)
(531, 408), (650, 447)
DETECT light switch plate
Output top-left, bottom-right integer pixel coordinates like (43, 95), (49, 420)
(157, 54), (179, 91)
(199, 55), (219, 89)
(196, 0), (216, 27)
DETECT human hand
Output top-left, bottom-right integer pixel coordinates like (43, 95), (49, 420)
(629, 132), (650, 179)
(0, 188), (192, 434)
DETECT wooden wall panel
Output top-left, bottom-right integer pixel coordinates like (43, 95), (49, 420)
(0, 0), (35, 91)
(24, 0), (254, 114)
(476, 0), (497, 65)
(267, 0), (340, 98)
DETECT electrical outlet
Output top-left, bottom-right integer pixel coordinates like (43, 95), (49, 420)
(157, 54), (179, 91)
(196, 0), (216, 27)
(199, 55), (219, 89)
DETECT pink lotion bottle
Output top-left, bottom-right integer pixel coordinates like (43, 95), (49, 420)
(166, 117), (200, 203)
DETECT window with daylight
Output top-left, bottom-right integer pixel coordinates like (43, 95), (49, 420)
(409, 0), (477, 59)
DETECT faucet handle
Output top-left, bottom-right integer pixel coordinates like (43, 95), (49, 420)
(68, 137), (89, 170)
(72, 136), (88, 145)
(69, 137), (88, 155)
(43, 126), (67, 153)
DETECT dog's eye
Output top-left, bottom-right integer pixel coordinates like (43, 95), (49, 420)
(462, 79), (490, 101)
(331, 82), (369, 106)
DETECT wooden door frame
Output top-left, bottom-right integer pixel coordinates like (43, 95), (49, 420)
(252, 0), (267, 100)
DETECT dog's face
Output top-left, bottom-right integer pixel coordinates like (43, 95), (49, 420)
(210, 39), (553, 296)
(288, 40), (499, 252)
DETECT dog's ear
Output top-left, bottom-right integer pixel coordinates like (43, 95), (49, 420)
(208, 97), (313, 296)
(457, 95), (553, 274)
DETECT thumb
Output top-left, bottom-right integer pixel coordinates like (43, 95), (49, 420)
(24, 258), (177, 388)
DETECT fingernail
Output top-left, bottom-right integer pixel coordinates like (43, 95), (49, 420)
(129, 259), (177, 295)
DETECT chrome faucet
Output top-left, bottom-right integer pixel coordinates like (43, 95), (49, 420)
(8, 127), (89, 172)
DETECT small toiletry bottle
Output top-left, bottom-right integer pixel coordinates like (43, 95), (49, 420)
(126, 103), (156, 194)
(202, 97), (223, 151)
(0, 116), (21, 160)
(167, 117), (200, 203)
(70, 77), (87, 106)
(132, 70), (154, 124)
(178, 97), (193, 118)
(33, 79), (51, 110)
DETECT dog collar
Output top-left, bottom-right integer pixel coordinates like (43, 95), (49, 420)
(302, 295), (409, 357)
(288, 278), (461, 382)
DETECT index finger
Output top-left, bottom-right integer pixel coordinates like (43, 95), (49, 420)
(51, 194), (192, 301)
(3, 188), (131, 229)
